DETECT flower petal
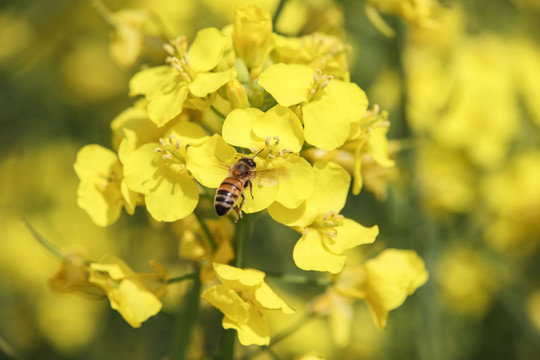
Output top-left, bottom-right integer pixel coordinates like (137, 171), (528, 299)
(273, 155), (314, 209)
(222, 108), (264, 149)
(222, 306), (270, 346)
(324, 80), (368, 123)
(188, 27), (230, 73)
(255, 282), (295, 314)
(363, 249), (429, 329)
(185, 134), (236, 188)
(189, 68), (236, 97)
(309, 161), (350, 215)
(302, 96), (350, 150)
(214, 263), (265, 292)
(201, 284), (249, 324)
(325, 220), (378, 254)
(258, 63), (313, 106)
(253, 105), (304, 153)
(293, 230), (346, 274)
(144, 168), (198, 222)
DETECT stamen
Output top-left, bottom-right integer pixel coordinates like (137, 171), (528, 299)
(159, 138), (167, 147)
(154, 147), (163, 153)
(162, 153), (172, 160)
(163, 43), (175, 56)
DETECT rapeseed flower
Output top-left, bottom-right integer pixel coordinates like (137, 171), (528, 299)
(88, 255), (167, 328)
(258, 63), (368, 150)
(74, 144), (138, 227)
(268, 161), (378, 274)
(333, 249), (428, 329)
(201, 263), (294, 346)
(122, 120), (208, 222)
(129, 27), (235, 127)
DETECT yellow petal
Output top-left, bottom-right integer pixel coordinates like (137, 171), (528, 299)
(187, 27), (230, 73)
(302, 96), (350, 150)
(201, 284), (249, 324)
(253, 105), (304, 153)
(77, 179), (122, 227)
(213, 263), (265, 292)
(189, 68), (236, 97)
(309, 161), (350, 215)
(258, 63), (313, 106)
(267, 201), (316, 228)
(273, 155), (314, 209)
(144, 168), (198, 222)
(123, 143), (162, 194)
(74, 144), (119, 180)
(363, 249), (429, 329)
(222, 108), (264, 149)
(146, 84), (189, 127)
(324, 80), (368, 123)
(129, 65), (172, 97)
(242, 157), (279, 213)
(110, 279), (162, 328)
(166, 120), (209, 147)
(222, 306), (270, 346)
(366, 126), (395, 167)
(255, 282), (295, 314)
(325, 220), (378, 254)
(293, 230), (346, 274)
(185, 134), (236, 188)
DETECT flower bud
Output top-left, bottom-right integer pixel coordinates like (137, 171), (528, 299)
(226, 79), (249, 109)
(233, 5), (273, 70)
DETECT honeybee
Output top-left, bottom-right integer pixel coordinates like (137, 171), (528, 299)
(214, 149), (269, 221)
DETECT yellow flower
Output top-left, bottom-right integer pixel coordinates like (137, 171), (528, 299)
(129, 27), (235, 127)
(201, 263), (294, 346)
(233, 5), (273, 71)
(335, 249), (428, 329)
(122, 120), (208, 222)
(268, 161), (378, 274)
(272, 32), (351, 80)
(108, 9), (159, 69)
(186, 120), (314, 215)
(436, 248), (500, 316)
(258, 63), (368, 150)
(49, 248), (105, 299)
(177, 215), (235, 282)
(89, 255), (167, 328)
(365, 0), (440, 37)
(74, 144), (139, 227)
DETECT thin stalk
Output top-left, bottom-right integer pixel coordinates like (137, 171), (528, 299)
(272, 0), (287, 30)
(264, 271), (333, 287)
(22, 219), (65, 261)
(193, 208), (217, 251)
(169, 267), (202, 360)
(167, 272), (198, 284)
(216, 214), (254, 360)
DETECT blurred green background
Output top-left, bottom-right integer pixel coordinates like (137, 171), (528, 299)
(1, 0), (540, 359)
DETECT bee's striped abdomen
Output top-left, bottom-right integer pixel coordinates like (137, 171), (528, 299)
(215, 177), (244, 216)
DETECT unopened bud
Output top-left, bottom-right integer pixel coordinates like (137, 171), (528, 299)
(227, 79), (249, 109)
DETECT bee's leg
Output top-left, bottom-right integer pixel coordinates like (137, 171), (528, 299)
(247, 180), (254, 200)
(233, 193), (245, 222)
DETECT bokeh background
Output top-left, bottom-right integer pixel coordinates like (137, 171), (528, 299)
(1, 0), (540, 359)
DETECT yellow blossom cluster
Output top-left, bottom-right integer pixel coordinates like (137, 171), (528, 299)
(67, 4), (427, 348)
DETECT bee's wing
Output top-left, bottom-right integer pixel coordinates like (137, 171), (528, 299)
(256, 166), (292, 187)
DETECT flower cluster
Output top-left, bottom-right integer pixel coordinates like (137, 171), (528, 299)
(70, 4), (426, 348)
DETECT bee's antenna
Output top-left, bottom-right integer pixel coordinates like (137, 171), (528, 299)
(252, 149), (264, 159)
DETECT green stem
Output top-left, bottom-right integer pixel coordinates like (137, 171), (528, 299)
(216, 214), (254, 360)
(22, 219), (65, 261)
(91, 0), (117, 28)
(193, 208), (217, 251)
(167, 272), (198, 284)
(272, 0), (287, 30)
(234, 213), (254, 268)
(264, 271), (333, 287)
(169, 267), (202, 360)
